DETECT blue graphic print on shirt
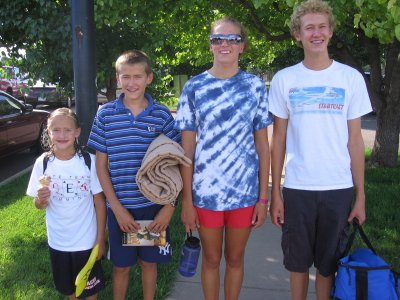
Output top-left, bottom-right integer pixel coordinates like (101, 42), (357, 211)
(289, 86), (345, 115)
(174, 71), (273, 211)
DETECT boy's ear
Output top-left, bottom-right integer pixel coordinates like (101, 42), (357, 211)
(146, 72), (154, 85)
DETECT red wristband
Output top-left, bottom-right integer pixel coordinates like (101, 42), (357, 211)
(258, 198), (269, 205)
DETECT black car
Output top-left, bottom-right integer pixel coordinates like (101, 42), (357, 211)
(25, 84), (74, 108)
(0, 91), (50, 158)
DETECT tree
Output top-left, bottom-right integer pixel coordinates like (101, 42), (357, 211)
(1, 0), (399, 166)
(148, 0), (400, 167)
(0, 1), (73, 87)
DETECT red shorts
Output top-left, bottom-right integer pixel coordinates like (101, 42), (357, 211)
(195, 206), (255, 228)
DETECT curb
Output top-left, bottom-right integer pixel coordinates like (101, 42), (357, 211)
(0, 165), (33, 188)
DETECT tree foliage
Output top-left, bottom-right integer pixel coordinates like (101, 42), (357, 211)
(0, 0), (399, 166)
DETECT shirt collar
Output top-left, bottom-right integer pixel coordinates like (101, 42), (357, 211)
(115, 92), (155, 111)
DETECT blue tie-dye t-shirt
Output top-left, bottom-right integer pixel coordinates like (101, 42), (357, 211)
(174, 70), (273, 211)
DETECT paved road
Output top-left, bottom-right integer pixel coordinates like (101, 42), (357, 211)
(0, 105), (56, 185)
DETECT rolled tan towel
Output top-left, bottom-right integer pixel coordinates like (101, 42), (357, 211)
(136, 134), (192, 205)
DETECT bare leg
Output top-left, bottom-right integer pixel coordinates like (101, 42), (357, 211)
(112, 266), (131, 300)
(224, 227), (252, 300)
(139, 259), (157, 300)
(198, 226), (224, 300)
(290, 271), (309, 300)
(86, 294), (98, 300)
(315, 270), (334, 300)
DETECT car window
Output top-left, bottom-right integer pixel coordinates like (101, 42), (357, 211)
(0, 94), (22, 117)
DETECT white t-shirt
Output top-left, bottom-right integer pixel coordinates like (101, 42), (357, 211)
(27, 153), (103, 251)
(269, 60), (372, 190)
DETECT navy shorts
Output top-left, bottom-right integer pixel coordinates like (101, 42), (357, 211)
(281, 187), (354, 276)
(107, 205), (172, 267)
(49, 246), (104, 298)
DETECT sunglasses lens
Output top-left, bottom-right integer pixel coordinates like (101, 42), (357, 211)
(209, 34), (242, 45)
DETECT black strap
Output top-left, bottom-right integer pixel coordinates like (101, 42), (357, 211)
(42, 151), (91, 173)
(343, 218), (377, 256)
(82, 151), (91, 171)
(42, 153), (50, 173)
(355, 270), (369, 300)
(394, 271), (400, 298)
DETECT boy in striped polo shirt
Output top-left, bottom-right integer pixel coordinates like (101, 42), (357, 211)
(88, 50), (181, 300)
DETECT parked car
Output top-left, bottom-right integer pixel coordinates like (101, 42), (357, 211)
(0, 91), (50, 158)
(25, 82), (74, 108)
(0, 66), (28, 100)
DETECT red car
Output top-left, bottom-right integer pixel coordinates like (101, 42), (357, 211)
(0, 91), (50, 158)
(0, 66), (28, 100)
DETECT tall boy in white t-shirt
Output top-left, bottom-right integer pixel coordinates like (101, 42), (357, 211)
(268, 1), (372, 299)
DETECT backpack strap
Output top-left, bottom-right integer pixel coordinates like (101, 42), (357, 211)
(42, 153), (51, 173)
(82, 151), (91, 171)
(42, 152), (91, 174)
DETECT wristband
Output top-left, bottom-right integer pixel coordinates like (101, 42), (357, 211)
(258, 198), (269, 205)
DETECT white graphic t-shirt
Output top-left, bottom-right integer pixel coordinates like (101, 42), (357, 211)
(269, 61), (372, 190)
(27, 153), (102, 251)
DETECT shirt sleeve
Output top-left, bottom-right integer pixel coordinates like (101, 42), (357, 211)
(89, 154), (103, 195)
(253, 79), (274, 131)
(174, 81), (197, 132)
(26, 155), (45, 197)
(347, 71), (373, 120)
(87, 111), (108, 154)
(163, 112), (182, 144)
(268, 72), (290, 119)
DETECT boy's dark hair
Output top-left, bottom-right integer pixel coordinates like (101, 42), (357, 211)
(115, 50), (152, 75)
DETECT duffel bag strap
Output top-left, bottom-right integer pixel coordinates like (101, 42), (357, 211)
(394, 270), (400, 298)
(343, 218), (377, 256)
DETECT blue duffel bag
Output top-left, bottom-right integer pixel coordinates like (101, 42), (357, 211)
(332, 218), (399, 300)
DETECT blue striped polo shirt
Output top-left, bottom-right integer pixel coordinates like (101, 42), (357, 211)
(88, 93), (181, 209)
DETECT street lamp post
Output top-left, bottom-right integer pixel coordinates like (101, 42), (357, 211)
(71, 0), (97, 147)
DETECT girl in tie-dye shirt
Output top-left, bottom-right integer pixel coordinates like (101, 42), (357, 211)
(174, 16), (273, 300)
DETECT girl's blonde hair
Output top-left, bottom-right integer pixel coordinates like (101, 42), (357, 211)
(210, 16), (249, 52)
(290, 0), (336, 37)
(46, 108), (82, 158)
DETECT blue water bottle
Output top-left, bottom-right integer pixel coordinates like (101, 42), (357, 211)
(178, 231), (201, 277)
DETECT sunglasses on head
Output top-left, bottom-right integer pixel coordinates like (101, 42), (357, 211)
(209, 34), (242, 45)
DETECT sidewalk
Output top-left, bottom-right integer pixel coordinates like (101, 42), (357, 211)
(166, 115), (377, 300)
(166, 219), (316, 300)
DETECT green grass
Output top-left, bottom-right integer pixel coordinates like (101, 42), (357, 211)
(355, 155), (400, 270)
(1, 155), (399, 298)
(0, 173), (185, 300)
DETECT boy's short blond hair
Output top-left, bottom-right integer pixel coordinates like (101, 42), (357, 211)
(290, 0), (336, 37)
(115, 50), (152, 75)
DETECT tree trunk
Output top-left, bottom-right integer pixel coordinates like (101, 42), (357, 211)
(105, 74), (117, 101)
(371, 108), (400, 167)
(370, 40), (400, 167)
